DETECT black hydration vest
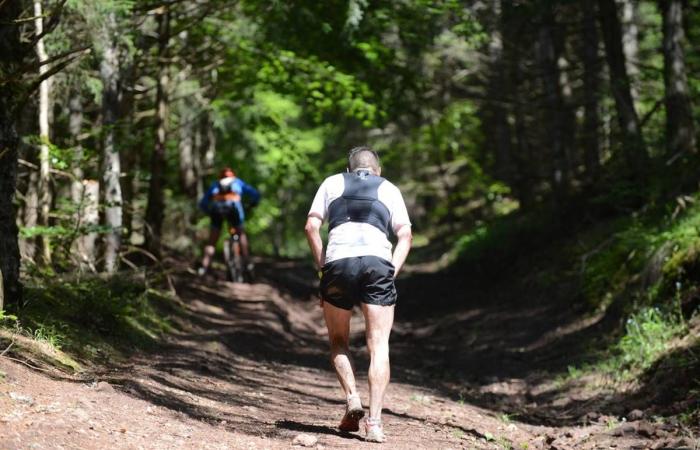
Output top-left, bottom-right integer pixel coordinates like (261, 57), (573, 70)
(327, 171), (392, 237)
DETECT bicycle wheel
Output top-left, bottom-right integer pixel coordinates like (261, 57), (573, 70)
(226, 235), (244, 283)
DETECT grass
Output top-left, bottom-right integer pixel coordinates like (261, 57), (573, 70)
(451, 192), (700, 402)
(498, 412), (514, 424)
(1, 270), (182, 370)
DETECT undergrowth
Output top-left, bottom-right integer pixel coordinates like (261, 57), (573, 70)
(0, 270), (182, 370)
(453, 192), (700, 388)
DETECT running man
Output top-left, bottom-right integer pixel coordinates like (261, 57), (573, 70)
(198, 167), (260, 277)
(304, 146), (412, 443)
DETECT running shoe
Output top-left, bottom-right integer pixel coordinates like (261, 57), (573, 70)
(364, 417), (386, 443)
(338, 395), (364, 432)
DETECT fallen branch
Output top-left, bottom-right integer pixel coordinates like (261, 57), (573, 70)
(0, 340), (14, 357)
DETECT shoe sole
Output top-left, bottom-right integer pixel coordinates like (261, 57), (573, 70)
(365, 426), (386, 443)
(339, 408), (365, 432)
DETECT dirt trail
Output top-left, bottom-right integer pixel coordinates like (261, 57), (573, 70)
(1, 260), (698, 449)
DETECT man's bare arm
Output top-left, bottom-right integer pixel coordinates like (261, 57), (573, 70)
(391, 224), (412, 278)
(304, 215), (324, 270)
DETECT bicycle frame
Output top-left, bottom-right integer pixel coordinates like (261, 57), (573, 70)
(222, 227), (245, 283)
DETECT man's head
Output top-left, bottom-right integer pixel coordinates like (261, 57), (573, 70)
(347, 146), (381, 175)
(220, 167), (235, 179)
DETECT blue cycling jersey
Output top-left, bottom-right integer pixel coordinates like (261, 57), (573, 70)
(198, 177), (260, 223)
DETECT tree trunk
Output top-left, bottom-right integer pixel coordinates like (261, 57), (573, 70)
(100, 12), (123, 273)
(22, 169), (39, 261)
(581, 1), (602, 182)
(501, 0), (534, 209)
(598, 0), (648, 174)
(178, 98), (198, 199)
(619, 0), (640, 102)
(193, 116), (203, 201)
(75, 180), (100, 271)
(0, 1), (25, 306)
(536, 8), (570, 196)
(144, 9), (170, 258)
(0, 267), (4, 311)
(201, 113), (216, 193)
(34, 0), (52, 265)
(69, 94), (84, 204)
(659, 0), (696, 161)
(484, 0), (514, 186)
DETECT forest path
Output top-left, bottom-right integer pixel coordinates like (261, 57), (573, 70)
(0, 260), (695, 449)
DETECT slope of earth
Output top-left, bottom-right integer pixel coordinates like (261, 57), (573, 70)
(1, 258), (698, 449)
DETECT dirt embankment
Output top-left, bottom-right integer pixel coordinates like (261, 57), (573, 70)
(1, 260), (698, 449)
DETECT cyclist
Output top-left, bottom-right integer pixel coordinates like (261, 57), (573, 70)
(197, 167), (260, 277)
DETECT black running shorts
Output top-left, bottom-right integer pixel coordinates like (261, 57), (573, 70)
(320, 256), (397, 310)
(209, 202), (243, 231)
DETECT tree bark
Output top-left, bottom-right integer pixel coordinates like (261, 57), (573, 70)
(75, 180), (100, 270)
(178, 98), (198, 199)
(598, 0), (648, 174)
(659, 0), (696, 161)
(536, 8), (570, 196)
(0, 1), (25, 306)
(144, 9), (171, 258)
(484, 0), (514, 186)
(22, 168), (39, 261)
(201, 112), (216, 192)
(582, 1), (602, 181)
(502, 0), (534, 209)
(34, 0), (52, 265)
(619, 0), (640, 102)
(100, 11), (124, 273)
(69, 94), (84, 204)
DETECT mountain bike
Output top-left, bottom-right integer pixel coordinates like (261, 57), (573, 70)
(222, 226), (253, 283)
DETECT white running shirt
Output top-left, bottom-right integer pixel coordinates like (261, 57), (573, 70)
(308, 173), (411, 264)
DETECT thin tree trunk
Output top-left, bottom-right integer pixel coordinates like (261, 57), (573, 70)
(619, 0), (640, 102)
(144, 9), (171, 258)
(101, 12), (123, 273)
(67, 94), (98, 269)
(201, 113), (216, 192)
(0, 1), (25, 306)
(537, 8), (570, 196)
(179, 99), (198, 199)
(193, 115), (203, 201)
(22, 169), (39, 261)
(484, 0), (514, 186)
(0, 267), (4, 311)
(502, 0), (534, 209)
(582, 1), (602, 182)
(75, 180), (100, 270)
(34, 0), (52, 265)
(69, 94), (84, 204)
(598, 0), (648, 174)
(659, 0), (696, 161)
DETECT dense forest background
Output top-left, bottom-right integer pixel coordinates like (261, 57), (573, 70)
(2, 0), (698, 292)
(2, 0), (699, 287)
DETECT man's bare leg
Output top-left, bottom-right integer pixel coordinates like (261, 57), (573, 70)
(361, 303), (395, 421)
(200, 228), (221, 271)
(239, 230), (250, 259)
(323, 302), (358, 399)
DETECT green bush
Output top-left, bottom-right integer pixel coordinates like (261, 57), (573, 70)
(11, 273), (179, 362)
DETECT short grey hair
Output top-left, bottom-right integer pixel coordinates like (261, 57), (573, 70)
(347, 146), (380, 172)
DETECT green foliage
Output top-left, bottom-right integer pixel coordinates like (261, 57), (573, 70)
(12, 273), (178, 362)
(616, 306), (685, 372)
(551, 199), (700, 382)
(582, 196), (700, 306)
(0, 310), (18, 325)
(257, 51), (379, 125)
